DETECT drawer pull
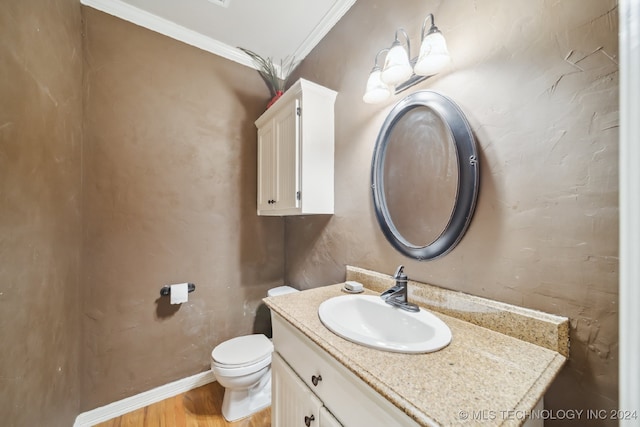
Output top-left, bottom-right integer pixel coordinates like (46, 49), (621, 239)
(304, 414), (315, 426)
(311, 374), (322, 386)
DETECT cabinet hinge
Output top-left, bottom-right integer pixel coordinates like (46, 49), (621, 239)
(296, 191), (301, 200)
(296, 107), (301, 116)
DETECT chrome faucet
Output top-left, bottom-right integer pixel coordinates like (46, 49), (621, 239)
(380, 265), (420, 312)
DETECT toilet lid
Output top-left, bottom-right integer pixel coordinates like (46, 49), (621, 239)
(212, 334), (273, 367)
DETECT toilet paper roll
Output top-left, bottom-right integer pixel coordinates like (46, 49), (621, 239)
(170, 283), (189, 304)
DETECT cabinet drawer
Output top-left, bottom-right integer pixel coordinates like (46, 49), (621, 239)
(272, 313), (419, 427)
(272, 352), (322, 427)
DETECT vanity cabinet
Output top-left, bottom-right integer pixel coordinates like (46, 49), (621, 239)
(255, 79), (337, 216)
(271, 313), (419, 427)
(272, 353), (342, 427)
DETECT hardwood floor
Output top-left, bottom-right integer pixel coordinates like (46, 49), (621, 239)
(94, 382), (271, 427)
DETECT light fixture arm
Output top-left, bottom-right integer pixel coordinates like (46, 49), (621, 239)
(371, 48), (390, 71)
(392, 28), (411, 59)
(421, 13), (439, 39)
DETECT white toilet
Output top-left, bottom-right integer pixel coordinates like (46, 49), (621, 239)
(211, 285), (298, 422)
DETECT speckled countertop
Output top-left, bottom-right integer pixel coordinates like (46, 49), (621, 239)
(264, 267), (568, 427)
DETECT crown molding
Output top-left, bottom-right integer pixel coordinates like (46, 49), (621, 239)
(289, 0), (356, 63)
(81, 0), (254, 68)
(81, 0), (356, 78)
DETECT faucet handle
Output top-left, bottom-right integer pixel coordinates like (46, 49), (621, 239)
(393, 265), (406, 279)
(393, 265), (408, 282)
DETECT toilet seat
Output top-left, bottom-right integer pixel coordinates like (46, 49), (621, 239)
(212, 334), (273, 366)
(212, 354), (271, 377)
(211, 334), (273, 377)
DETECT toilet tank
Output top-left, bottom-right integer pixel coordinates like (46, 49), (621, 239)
(255, 286), (299, 339)
(267, 286), (299, 297)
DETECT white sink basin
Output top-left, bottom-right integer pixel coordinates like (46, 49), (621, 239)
(318, 295), (452, 353)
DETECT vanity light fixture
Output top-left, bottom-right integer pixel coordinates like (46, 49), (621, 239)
(381, 29), (413, 86)
(363, 13), (450, 104)
(363, 48), (392, 104)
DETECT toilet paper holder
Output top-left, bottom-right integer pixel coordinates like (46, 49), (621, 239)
(160, 283), (196, 297)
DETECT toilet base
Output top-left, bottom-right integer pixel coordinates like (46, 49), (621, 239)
(220, 368), (272, 422)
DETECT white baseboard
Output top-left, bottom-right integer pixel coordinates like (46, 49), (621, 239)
(73, 370), (216, 427)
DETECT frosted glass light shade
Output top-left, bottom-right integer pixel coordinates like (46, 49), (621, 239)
(381, 44), (413, 85)
(363, 69), (392, 104)
(414, 31), (450, 76)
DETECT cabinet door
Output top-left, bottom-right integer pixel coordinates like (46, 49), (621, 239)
(272, 98), (300, 211)
(257, 122), (276, 212)
(272, 352), (322, 427)
(319, 407), (343, 427)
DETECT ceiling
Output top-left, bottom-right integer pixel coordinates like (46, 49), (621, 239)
(81, 0), (357, 75)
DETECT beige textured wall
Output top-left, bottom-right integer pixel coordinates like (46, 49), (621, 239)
(0, 0), (83, 425)
(286, 0), (618, 422)
(81, 9), (284, 410)
(0, 0), (619, 421)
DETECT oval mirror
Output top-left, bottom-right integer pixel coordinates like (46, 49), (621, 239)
(371, 91), (479, 260)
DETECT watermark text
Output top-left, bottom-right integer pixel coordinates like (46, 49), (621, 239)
(457, 409), (638, 422)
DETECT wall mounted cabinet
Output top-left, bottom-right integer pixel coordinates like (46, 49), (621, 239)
(255, 79), (337, 216)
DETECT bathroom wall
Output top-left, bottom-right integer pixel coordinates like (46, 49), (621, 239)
(0, 0), (617, 421)
(286, 0), (618, 424)
(0, 0), (83, 425)
(81, 8), (284, 410)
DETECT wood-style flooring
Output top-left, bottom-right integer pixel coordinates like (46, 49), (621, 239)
(94, 382), (271, 427)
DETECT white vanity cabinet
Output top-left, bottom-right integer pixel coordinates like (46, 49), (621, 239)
(255, 79), (337, 216)
(272, 353), (342, 427)
(271, 313), (419, 427)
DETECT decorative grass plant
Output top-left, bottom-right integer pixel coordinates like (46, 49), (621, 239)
(238, 47), (298, 106)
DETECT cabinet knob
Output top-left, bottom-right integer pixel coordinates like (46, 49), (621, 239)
(311, 374), (322, 386)
(304, 414), (315, 426)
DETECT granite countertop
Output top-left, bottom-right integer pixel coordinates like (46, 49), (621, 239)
(264, 279), (567, 427)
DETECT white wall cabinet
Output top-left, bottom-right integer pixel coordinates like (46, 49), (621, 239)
(255, 79), (337, 216)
